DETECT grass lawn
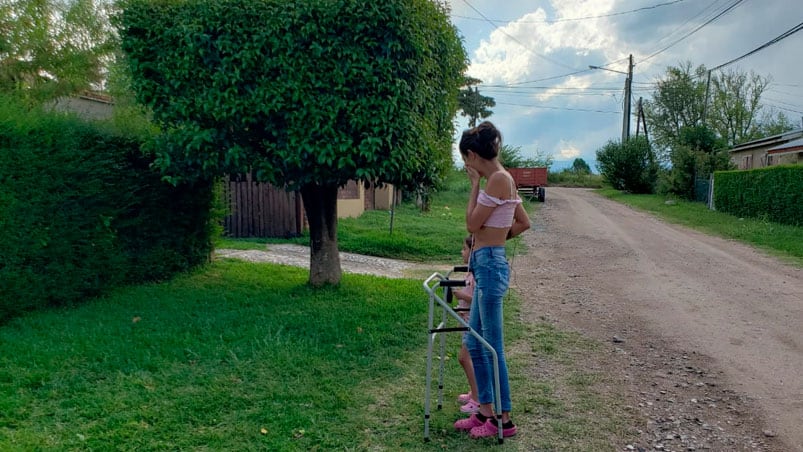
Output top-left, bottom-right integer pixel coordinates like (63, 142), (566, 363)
(0, 259), (626, 450)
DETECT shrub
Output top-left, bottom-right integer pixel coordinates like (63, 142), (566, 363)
(0, 96), (217, 322)
(714, 165), (803, 226)
(595, 136), (658, 194)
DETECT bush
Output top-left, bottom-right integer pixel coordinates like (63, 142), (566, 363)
(595, 136), (658, 194)
(0, 96), (217, 322)
(714, 165), (803, 226)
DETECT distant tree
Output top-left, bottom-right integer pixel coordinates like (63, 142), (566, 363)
(118, 0), (466, 286)
(596, 136), (657, 194)
(0, 0), (116, 103)
(570, 158), (591, 174)
(709, 69), (770, 146)
(458, 76), (495, 127)
(499, 144), (553, 169)
(757, 110), (797, 137)
(643, 61), (708, 159)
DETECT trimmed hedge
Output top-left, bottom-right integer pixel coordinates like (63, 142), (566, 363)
(0, 97), (217, 323)
(714, 165), (803, 226)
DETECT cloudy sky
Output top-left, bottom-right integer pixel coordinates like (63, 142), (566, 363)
(444, 0), (803, 171)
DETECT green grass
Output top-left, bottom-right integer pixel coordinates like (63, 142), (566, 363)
(0, 260), (628, 450)
(597, 189), (803, 266)
(0, 261), (421, 450)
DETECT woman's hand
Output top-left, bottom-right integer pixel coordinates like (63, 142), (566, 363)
(465, 166), (481, 186)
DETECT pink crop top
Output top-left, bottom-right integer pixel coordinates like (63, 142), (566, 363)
(477, 190), (521, 228)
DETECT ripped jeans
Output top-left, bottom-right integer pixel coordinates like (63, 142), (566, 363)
(465, 246), (511, 413)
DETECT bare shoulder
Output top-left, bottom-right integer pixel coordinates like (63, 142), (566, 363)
(485, 170), (514, 198)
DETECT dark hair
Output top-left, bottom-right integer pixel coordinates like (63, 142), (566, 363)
(459, 121), (502, 160)
(464, 235), (474, 248)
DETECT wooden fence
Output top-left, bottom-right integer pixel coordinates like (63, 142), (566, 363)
(222, 174), (304, 238)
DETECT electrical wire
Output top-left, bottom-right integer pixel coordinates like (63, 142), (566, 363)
(494, 101), (620, 114)
(708, 21), (803, 72)
(461, 0), (580, 71)
(639, 0), (747, 64)
(453, 0), (687, 24)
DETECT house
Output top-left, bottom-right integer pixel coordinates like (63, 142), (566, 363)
(728, 127), (803, 169)
(51, 91), (114, 120)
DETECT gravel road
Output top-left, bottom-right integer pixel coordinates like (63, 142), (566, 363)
(512, 187), (802, 451)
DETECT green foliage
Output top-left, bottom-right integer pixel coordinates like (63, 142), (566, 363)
(0, 96), (217, 323)
(499, 144), (553, 169)
(714, 165), (803, 227)
(595, 136), (658, 194)
(548, 171), (604, 188)
(644, 61), (708, 158)
(709, 69), (770, 146)
(0, 0), (116, 103)
(661, 125), (733, 200)
(457, 76), (495, 128)
(116, 0), (466, 192)
(645, 62), (774, 160)
(571, 158), (591, 174)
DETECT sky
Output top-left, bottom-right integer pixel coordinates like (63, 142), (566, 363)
(444, 0), (803, 172)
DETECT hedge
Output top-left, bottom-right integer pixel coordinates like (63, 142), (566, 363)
(713, 165), (803, 226)
(0, 97), (217, 323)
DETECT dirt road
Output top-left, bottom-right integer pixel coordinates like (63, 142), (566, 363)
(513, 187), (802, 451)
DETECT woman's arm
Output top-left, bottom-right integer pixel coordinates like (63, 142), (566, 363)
(506, 202), (531, 239)
(466, 171), (508, 234)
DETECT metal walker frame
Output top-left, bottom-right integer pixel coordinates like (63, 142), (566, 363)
(422, 268), (504, 444)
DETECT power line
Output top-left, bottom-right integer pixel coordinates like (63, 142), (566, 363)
(640, 0), (747, 64)
(495, 101), (620, 114)
(453, 0), (687, 24)
(461, 0), (579, 71)
(709, 21), (803, 72)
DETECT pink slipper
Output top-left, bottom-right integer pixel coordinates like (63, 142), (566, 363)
(469, 419), (517, 439)
(457, 393), (472, 404)
(453, 413), (486, 431)
(459, 399), (480, 413)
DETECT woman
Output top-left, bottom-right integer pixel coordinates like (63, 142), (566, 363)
(453, 121), (530, 439)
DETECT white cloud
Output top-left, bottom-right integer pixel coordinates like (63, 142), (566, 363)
(555, 141), (582, 161)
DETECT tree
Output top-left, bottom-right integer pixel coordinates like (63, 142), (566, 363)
(117, 0), (466, 286)
(757, 110), (797, 137)
(457, 76), (495, 127)
(709, 69), (770, 146)
(0, 0), (116, 103)
(643, 61), (708, 159)
(595, 136), (658, 194)
(498, 144), (552, 169)
(570, 158), (591, 174)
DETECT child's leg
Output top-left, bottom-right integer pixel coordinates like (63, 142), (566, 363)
(458, 343), (479, 401)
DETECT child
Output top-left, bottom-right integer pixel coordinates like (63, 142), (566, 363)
(453, 235), (479, 414)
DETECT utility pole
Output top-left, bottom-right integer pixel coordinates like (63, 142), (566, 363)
(623, 54), (633, 142)
(702, 69), (712, 124)
(635, 97), (648, 141)
(589, 53), (634, 142)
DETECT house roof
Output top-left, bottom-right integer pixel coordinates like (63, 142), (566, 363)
(729, 128), (803, 154)
(767, 137), (803, 155)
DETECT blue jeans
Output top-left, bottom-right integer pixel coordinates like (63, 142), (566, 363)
(466, 246), (511, 412)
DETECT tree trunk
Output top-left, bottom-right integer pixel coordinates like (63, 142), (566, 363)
(300, 183), (341, 286)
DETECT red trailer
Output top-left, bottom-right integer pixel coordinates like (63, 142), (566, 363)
(508, 167), (547, 202)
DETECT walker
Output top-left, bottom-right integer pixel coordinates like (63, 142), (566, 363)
(422, 267), (504, 444)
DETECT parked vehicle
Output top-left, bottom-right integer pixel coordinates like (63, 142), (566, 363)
(508, 167), (547, 202)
